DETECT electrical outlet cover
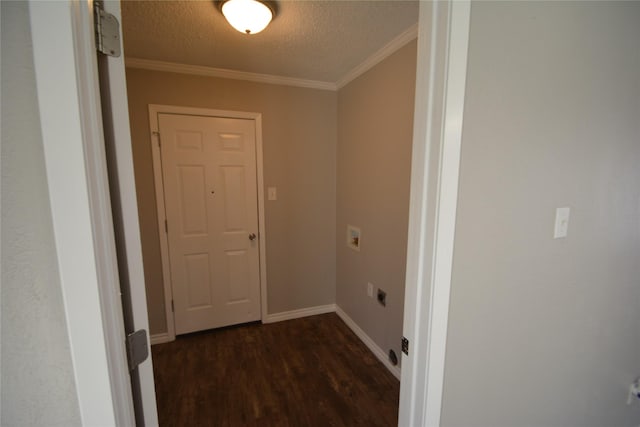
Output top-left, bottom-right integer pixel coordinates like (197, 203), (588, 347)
(267, 187), (277, 201)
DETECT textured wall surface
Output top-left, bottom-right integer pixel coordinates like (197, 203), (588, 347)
(125, 69), (337, 335)
(336, 40), (417, 365)
(442, 2), (640, 426)
(0, 2), (81, 425)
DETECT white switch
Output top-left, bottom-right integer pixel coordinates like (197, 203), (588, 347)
(553, 207), (570, 238)
(267, 187), (277, 201)
(367, 282), (374, 298)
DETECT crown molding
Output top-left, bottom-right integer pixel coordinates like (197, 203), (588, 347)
(125, 23), (418, 93)
(336, 23), (419, 90)
(125, 58), (337, 91)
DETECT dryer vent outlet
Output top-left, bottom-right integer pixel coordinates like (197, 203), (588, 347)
(377, 289), (386, 307)
(388, 349), (398, 366)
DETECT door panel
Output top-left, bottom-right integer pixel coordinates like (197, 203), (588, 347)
(184, 253), (213, 308)
(227, 251), (250, 302)
(159, 114), (261, 335)
(177, 166), (207, 234)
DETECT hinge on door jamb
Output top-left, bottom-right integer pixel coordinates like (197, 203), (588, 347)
(401, 337), (409, 355)
(165, 220), (168, 233)
(94, 2), (121, 57)
(171, 300), (174, 312)
(125, 329), (149, 371)
(152, 131), (161, 147)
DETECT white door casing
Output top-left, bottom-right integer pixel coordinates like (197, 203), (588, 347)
(399, 1), (471, 426)
(95, 0), (160, 424)
(30, 0), (159, 424)
(159, 113), (261, 334)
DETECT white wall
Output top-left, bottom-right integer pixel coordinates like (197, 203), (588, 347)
(0, 1), (81, 425)
(442, 2), (640, 426)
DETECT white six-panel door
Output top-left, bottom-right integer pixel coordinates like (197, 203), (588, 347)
(159, 113), (261, 334)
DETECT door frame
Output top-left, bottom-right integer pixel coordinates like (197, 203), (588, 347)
(149, 105), (268, 342)
(28, 0), (148, 424)
(399, 1), (471, 426)
(30, 0), (470, 424)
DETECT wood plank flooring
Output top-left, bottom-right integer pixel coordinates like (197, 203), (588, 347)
(151, 313), (400, 426)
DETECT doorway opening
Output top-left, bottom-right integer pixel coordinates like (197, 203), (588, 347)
(117, 0), (420, 424)
(29, 0), (471, 423)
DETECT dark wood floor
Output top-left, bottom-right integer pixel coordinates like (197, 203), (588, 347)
(151, 313), (400, 426)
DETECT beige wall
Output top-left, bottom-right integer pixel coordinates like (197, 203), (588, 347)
(336, 41), (417, 364)
(442, 2), (640, 425)
(1, 1), (81, 424)
(126, 70), (337, 334)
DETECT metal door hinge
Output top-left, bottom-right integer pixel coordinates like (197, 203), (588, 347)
(401, 337), (409, 355)
(171, 300), (174, 312)
(126, 330), (149, 371)
(165, 220), (168, 233)
(94, 2), (121, 57)
(152, 131), (161, 147)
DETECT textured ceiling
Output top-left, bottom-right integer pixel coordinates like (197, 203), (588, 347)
(121, 0), (418, 82)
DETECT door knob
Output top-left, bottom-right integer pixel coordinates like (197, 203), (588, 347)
(249, 233), (257, 241)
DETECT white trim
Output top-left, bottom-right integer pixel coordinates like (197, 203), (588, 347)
(336, 24), (419, 89)
(148, 104), (269, 336)
(262, 304), (336, 324)
(29, 1), (126, 424)
(148, 111), (176, 342)
(150, 333), (173, 346)
(335, 306), (401, 380)
(423, 3), (470, 424)
(70, 2), (138, 424)
(398, 1), (471, 426)
(254, 115), (269, 322)
(98, 2), (159, 424)
(126, 58), (337, 91)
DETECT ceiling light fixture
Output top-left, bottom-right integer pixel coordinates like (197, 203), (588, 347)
(219, 0), (276, 35)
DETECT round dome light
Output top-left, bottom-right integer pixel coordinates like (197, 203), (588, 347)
(221, 0), (274, 35)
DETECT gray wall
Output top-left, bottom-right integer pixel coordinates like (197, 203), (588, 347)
(0, 1), (81, 425)
(125, 69), (337, 334)
(336, 41), (417, 365)
(442, 2), (640, 426)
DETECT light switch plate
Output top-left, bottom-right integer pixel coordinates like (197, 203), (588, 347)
(267, 187), (277, 201)
(554, 207), (570, 238)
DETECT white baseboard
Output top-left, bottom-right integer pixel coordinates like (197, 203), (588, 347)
(263, 304), (336, 324)
(150, 332), (173, 345)
(335, 305), (401, 380)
